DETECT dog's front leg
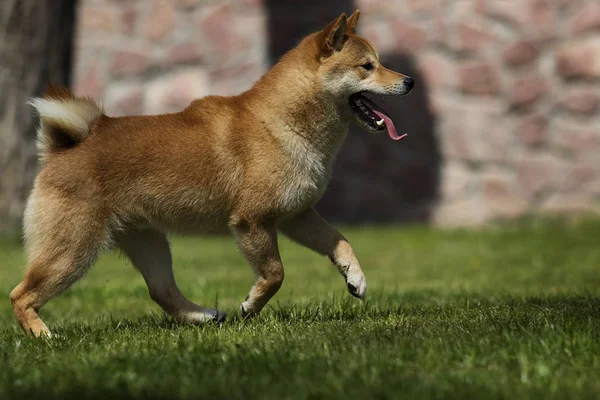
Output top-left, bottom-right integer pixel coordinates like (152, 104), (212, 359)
(279, 207), (366, 299)
(230, 220), (284, 317)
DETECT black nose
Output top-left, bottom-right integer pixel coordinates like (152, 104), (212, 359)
(403, 76), (414, 89)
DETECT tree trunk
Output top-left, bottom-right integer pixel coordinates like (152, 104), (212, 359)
(0, 0), (76, 233)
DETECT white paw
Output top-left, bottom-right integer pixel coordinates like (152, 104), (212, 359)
(179, 309), (227, 324)
(345, 267), (366, 300)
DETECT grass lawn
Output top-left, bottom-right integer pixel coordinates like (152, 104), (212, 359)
(1, 218), (600, 399)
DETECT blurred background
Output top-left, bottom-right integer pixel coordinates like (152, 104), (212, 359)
(1, 0), (599, 233)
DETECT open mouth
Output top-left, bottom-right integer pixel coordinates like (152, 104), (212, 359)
(348, 93), (407, 141)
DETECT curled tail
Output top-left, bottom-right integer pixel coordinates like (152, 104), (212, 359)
(28, 83), (104, 162)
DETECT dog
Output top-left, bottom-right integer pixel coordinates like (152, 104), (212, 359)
(10, 10), (414, 337)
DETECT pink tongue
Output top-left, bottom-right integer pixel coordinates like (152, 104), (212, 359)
(373, 110), (407, 141)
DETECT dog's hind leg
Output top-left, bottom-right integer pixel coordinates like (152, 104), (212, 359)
(10, 189), (109, 337)
(116, 228), (226, 324)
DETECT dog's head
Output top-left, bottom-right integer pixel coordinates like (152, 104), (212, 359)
(315, 10), (414, 138)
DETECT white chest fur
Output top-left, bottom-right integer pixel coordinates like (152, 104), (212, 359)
(277, 123), (348, 213)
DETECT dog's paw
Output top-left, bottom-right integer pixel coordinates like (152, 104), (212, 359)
(213, 310), (227, 323)
(179, 309), (227, 324)
(31, 329), (53, 339)
(26, 321), (53, 339)
(240, 302), (258, 319)
(345, 268), (367, 300)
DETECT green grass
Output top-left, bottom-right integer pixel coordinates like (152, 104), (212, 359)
(1, 218), (600, 399)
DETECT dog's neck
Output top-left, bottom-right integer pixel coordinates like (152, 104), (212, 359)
(248, 42), (350, 161)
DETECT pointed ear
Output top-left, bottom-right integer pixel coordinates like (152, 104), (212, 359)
(347, 10), (360, 34)
(319, 13), (348, 56)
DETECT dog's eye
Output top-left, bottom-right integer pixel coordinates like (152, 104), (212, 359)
(361, 62), (374, 71)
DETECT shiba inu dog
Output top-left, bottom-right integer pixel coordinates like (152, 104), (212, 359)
(10, 10), (414, 337)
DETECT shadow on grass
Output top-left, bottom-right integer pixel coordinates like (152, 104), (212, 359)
(20, 292), (598, 339)
(2, 371), (557, 400)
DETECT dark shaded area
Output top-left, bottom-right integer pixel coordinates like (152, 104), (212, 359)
(0, 0), (76, 232)
(266, 0), (354, 63)
(265, 2), (441, 223)
(0, 0), (76, 143)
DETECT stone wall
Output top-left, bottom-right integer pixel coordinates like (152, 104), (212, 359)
(73, 0), (600, 226)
